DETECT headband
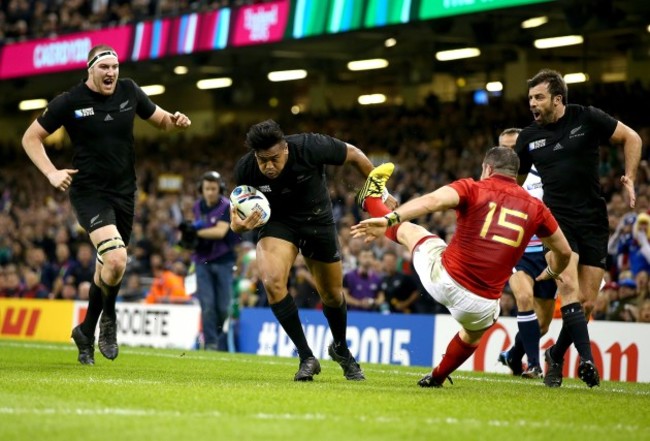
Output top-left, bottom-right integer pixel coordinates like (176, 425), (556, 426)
(87, 51), (118, 69)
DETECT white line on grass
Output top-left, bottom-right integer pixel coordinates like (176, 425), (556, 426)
(0, 406), (644, 433)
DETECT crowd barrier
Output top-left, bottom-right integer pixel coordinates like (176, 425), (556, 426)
(1, 299), (647, 382)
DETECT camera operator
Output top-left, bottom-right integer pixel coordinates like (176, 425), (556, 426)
(183, 171), (241, 351)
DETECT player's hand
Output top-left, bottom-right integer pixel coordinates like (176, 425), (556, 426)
(535, 268), (563, 283)
(170, 111), (191, 129)
(46, 169), (78, 191)
(230, 205), (264, 233)
(351, 217), (389, 242)
(620, 175), (636, 208)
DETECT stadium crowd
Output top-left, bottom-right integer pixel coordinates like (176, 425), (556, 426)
(1, 81), (650, 324)
(0, 0), (271, 43)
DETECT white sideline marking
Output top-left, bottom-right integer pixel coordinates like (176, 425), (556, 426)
(0, 406), (644, 433)
(1, 341), (648, 396)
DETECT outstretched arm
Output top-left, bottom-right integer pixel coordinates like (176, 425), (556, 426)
(22, 119), (78, 191)
(610, 121), (642, 208)
(351, 185), (459, 241)
(146, 106), (192, 131)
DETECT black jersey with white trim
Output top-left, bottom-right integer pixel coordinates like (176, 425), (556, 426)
(234, 133), (347, 225)
(38, 78), (157, 196)
(515, 104), (617, 219)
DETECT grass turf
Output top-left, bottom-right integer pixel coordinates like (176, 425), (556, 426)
(0, 340), (648, 441)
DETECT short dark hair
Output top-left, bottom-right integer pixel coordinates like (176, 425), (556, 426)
(527, 69), (568, 104)
(484, 146), (520, 176)
(499, 127), (522, 138)
(245, 119), (285, 151)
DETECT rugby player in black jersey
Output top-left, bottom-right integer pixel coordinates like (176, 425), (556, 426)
(22, 45), (191, 365)
(230, 119), (397, 381)
(515, 69), (641, 387)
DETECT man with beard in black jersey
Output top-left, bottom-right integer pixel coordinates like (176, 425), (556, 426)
(22, 44), (191, 365)
(230, 119), (397, 381)
(515, 68), (641, 388)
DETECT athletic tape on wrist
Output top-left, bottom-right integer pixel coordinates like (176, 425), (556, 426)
(384, 211), (401, 227)
(545, 266), (560, 279)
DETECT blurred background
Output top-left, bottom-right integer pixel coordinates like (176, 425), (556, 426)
(1, 0), (649, 325)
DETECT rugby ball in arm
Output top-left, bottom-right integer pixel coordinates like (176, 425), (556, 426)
(229, 185), (271, 225)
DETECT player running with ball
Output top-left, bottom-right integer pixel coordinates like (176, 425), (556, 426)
(230, 119), (397, 382)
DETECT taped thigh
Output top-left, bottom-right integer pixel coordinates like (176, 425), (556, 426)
(96, 237), (125, 265)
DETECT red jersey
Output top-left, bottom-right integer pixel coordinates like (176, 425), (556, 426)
(442, 174), (558, 299)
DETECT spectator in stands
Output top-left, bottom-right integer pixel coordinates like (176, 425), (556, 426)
(62, 242), (95, 290)
(290, 255), (321, 309)
(0, 264), (23, 297)
(343, 248), (384, 311)
(638, 299), (650, 323)
(608, 278), (638, 322)
(21, 266), (49, 299)
(118, 273), (146, 302)
(146, 260), (191, 304)
(378, 250), (420, 314)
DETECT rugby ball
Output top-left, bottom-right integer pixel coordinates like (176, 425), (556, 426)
(229, 185), (271, 225)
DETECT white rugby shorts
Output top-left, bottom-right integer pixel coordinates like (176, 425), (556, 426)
(412, 236), (500, 331)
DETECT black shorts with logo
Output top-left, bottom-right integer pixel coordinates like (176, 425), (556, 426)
(259, 220), (341, 263)
(515, 251), (557, 300)
(70, 190), (135, 245)
(555, 215), (609, 269)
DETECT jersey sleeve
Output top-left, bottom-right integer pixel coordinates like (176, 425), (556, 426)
(515, 132), (533, 176)
(586, 106), (618, 142)
(128, 79), (157, 120)
(447, 178), (474, 208)
(301, 133), (348, 166)
(37, 93), (69, 134)
(534, 203), (559, 238)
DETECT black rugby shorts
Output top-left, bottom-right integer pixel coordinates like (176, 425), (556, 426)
(555, 216), (609, 269)
(70, 190), (135, 245)
(259, 221), (341, 263)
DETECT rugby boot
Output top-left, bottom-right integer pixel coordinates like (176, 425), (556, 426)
(418, 374), (453, 388)
(328, 343), (365, 380)
(578, 359), (600, 388)
(294, 356), (321, 381)
(71, 325), (95, 366)
(497, 349), (524, 376)
(521, 365), (543, 380)
(543, 346), (563, 388)
(98, 314), (119, 360)
(355, 162), (395, 210)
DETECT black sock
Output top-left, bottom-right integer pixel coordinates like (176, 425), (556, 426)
(550, 322), (572, 363)
(509, 332), (525, 362)
(517, 310), (541, 367)
(100, 276), (121, 321)
(80, 281), (103, 337)
(270, 294), (313, 360)
(322, 297), (348, 353)
(556, 302), (593, 362)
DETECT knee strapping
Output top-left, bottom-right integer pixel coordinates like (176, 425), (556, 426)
(96, 237), (125, 265)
